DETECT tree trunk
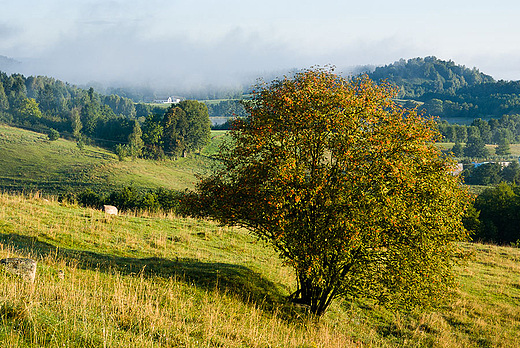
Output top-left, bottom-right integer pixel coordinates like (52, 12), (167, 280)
(291, 274), (335, 316)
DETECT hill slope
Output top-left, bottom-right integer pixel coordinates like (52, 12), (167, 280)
(367, 56), (520, 120)
(0, 124), (221, 195)
(1, 192), (520, 347)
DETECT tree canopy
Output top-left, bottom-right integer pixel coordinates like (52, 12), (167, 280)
(463, 135), (489, 158)
(470, 183), (520, 244)
(194, 68), (470, 316)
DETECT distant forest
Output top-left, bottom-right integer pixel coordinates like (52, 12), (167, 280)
(0, 71), (211, 158)
(3, 56), (520, 147)
(368, 56), (520, 119)
(368, 57), (520, 143)
(0, 72), (163, 142)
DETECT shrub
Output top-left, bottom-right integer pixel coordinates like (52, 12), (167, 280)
(48, 128), (59, 141)
(78, 189), (103, 208)
(107, 186), (140, 211)
(115, 144), (129, 161)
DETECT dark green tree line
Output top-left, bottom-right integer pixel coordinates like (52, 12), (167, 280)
(462, 161), (520, 185)
(205, 99), (247, 117)
(437, 115), (520, 145)
(465, 183), (520, 244)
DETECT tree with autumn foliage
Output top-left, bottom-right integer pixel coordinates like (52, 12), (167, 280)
(194, 67), (470, 316)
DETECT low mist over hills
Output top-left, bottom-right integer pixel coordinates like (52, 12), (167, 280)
(4, 55), (520, 120)
(0, 55), (22, 74)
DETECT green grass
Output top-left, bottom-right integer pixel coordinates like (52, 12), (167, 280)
(2, 125), (520, 346)
(0, 124), (220, 195)
(1, 192), (520, 347)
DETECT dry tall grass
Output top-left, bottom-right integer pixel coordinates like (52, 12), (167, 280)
(1, 192), (520, 347)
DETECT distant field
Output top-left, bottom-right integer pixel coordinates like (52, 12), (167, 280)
(144, 103), (171, 108)
(200, 98), (244, 105)
(0, 124), (224, 195)
(437, 142), (520, 158)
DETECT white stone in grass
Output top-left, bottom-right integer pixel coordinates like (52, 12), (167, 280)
(0, 258), (37, 283)
(104, 205), (118, 215)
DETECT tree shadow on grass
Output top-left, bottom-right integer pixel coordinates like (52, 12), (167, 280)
(0, 232), (294, 316)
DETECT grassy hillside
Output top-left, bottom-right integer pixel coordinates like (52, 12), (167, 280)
(0, 124), (225, 195)
(1, 192), (520, 347)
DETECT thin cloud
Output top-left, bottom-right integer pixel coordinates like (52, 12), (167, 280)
(0, 23), (19, 39)
(19, 24), (307, 90)
(3, 0), (520, 89)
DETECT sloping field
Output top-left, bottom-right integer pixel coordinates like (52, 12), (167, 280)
(0, 192), (519, 347)
(0, 124), (222, 195)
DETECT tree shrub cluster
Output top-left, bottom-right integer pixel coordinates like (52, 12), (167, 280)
(140, 101), (211, 158)
(462, 161), (520, 185)
(47, 128), (60, 141)
(465, 183), (520, 244)
(67, 187), (187, 214)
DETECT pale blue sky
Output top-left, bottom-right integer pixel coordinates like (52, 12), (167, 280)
(1, 0), (519, 87)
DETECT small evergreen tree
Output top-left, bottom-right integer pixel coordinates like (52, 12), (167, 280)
(128, 120), (144, 159)
(115, 143), (128, 161)
(464, 136), (489, 158)
(48, 128), (59, 141)
(451, 142), (464, 157)
(495, 138), (511, 156)
(69, 107), (82, 139)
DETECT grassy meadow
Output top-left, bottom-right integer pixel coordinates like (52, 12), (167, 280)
(1, 125), (520, 346)
(0, 192), (520, 347)
(0, 124), (227, 195)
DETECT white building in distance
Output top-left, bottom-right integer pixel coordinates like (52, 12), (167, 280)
(153, 96), (182, 104)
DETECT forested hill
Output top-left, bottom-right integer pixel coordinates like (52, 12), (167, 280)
(367, 56), (520, 120)
(0, 71), (167, 145)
